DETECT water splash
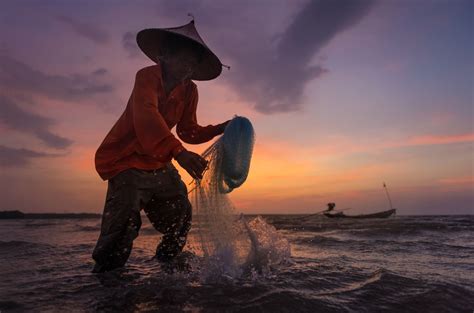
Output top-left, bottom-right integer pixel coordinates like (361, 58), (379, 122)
(240, 216), (291, 274)
(189, 117), (291, 282)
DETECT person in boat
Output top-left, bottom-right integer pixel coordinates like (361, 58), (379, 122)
(91, 19), (230, 273)
(326, 202), (336, 213)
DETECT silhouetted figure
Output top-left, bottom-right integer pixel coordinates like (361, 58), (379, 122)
(326, 202), (336, 212)
(91, 19), (229, 273)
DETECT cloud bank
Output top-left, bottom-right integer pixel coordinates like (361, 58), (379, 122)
(0, 145), (60, 167)
(153, 0), (376, 113)
(55, 15), (110, 44)
(0, 54), (114, 101)
(0, 96), (73, 149)
(0, 53), (111, 165)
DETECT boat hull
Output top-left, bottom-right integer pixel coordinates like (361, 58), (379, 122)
(324, 209), (396, 219)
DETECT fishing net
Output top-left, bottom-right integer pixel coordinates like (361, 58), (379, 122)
(189, 116), (290, 279)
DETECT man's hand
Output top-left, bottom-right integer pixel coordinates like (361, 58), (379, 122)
(174, 150), (208, 180)
(217, 120), (231, 135)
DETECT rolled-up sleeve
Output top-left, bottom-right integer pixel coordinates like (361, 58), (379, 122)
(132, 68), (185, 160)
(176, 84), (222, 144)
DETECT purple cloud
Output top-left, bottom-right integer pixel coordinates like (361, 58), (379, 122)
(0, 145), (61, 167)
(0, 54), (114, 101)
(55, 14), (110, 44)
(157, 0), (376, 114)
(122, 31), (142, 58)
(0, 95), (73, 149)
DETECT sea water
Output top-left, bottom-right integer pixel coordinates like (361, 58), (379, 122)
(0, 215), (473, 312)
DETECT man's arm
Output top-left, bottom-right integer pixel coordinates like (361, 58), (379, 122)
(176, 84), (230, 144)
(132, 67), (185, 160)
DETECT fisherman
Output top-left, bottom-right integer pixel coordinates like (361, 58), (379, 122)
(91, 19), (230, 273)
(326, 203), (336, 212)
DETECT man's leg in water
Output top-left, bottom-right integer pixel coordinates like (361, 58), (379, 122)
(143, 164), (192, 262)
(91, 169), (145, 272)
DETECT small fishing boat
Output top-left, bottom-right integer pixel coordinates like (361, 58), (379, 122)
(324, 208), (396, 219)
(322, 182), (397, 219)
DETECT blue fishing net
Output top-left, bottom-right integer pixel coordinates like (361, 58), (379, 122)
(201, 115), (255, 193)
(218, 116), (255, 193)
(191, 116), (255, 262)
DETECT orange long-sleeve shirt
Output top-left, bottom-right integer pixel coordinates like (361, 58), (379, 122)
(94, 63), (222, 181)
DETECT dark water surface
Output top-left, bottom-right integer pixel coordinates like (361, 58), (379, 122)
(0, 215), (473, 312)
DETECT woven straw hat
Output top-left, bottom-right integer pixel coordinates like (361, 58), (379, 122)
(136, 18), (224, 81)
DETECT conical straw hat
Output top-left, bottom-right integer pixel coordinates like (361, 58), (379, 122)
(136, 19), (223, 81)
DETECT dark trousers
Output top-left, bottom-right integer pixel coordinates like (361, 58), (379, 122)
(92, 163), (192, 271)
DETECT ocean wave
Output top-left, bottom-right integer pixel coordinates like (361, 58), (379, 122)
(271, 216), (474, 236)
(74, 224), (100, 232)
(293, 235), (350, 246)
(0, 240), (54, 249)
(23, 221), (58, 228)
(1, 215), (472, 313)
(0, 300), (24, 311)
(0, 240), (58, 258)
(346, 272), (474, 312)
(292, 233), (474, 256)
(315, 268), (386, 295)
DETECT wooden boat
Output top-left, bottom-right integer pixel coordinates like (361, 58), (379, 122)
(324, 209), (396, 219)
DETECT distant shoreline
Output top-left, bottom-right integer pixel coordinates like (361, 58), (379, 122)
(0, 210), (101, 219)
(0, 210), (472, 219)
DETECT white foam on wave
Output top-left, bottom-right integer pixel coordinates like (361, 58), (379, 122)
(196, 215), (291, 283)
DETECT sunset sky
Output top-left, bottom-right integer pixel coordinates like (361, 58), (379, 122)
(0, 0), (472, 215)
